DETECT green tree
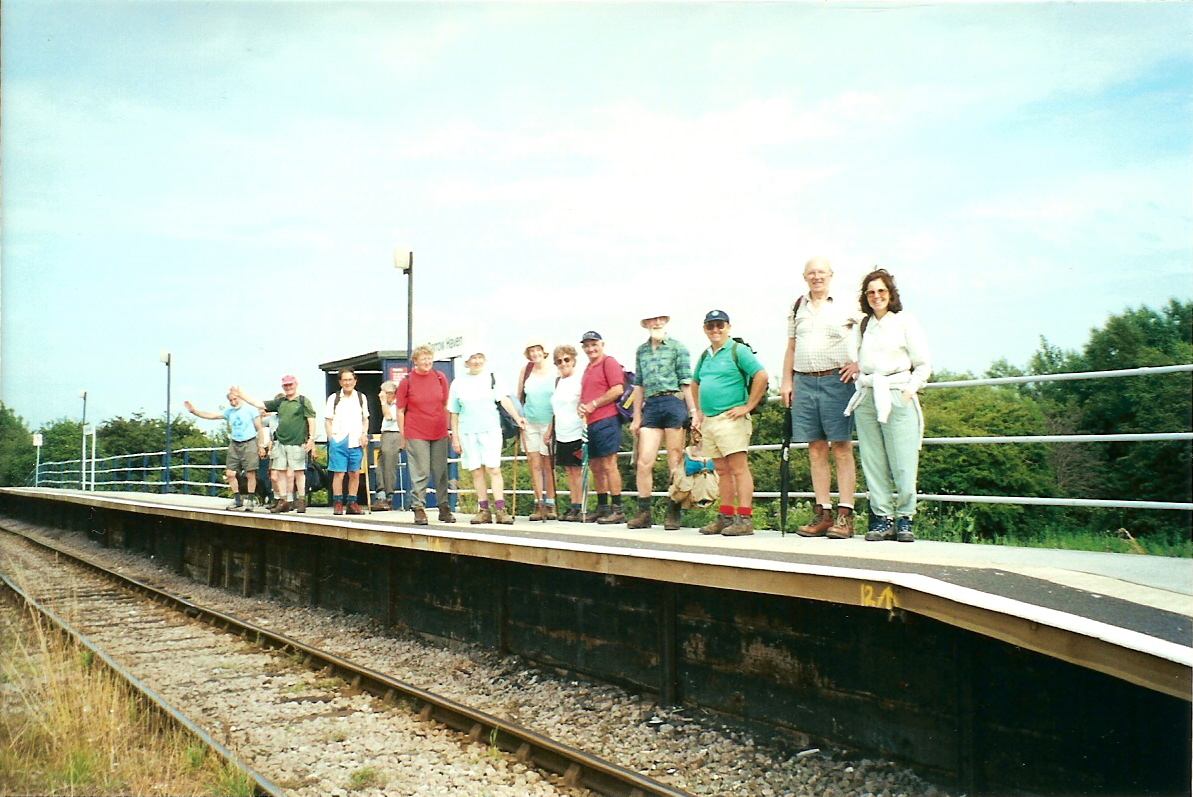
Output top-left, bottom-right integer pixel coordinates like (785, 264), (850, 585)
(919, 371), (1054, 538)
(1027, 300), (1192, 537)
(0, 403), (37, 486)
(96, 412), (211, 458)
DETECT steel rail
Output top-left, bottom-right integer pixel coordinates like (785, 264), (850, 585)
(0, 573), (285, 797)
(2, 525), (693, 797)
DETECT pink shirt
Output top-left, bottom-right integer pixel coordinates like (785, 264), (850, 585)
(396, 369), (450, 440)
(580, 355), (623, 425)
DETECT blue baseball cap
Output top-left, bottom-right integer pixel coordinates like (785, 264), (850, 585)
(580, 330), (602, 342)
(703, 310), (730, 324)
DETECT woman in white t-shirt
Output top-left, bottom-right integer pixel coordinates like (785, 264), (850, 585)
(516, 338), (559, 521)
(550, 344), (585, 521)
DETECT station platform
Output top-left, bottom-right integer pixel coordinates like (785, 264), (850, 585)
(7, 487), (1189, 701)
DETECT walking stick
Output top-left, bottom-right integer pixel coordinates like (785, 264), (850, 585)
(779, 405), (792, 536)
(362, 438), (373, 514)
(511, 433), (520, 517)
(578, 426), (590, 522)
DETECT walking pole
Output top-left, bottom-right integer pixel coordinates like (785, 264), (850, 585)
(578, 426), (590, 522)
(779, 405), (792, 536)
(362, 439), (373, 514)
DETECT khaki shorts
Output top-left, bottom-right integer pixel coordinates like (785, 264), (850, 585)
(520, 421), (552, 456)
(270, 443), (307, 471)
(226, 439), (259, 473)
(701, 412), (752, 459)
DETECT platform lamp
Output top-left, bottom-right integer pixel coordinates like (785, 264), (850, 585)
(394, 247), (413, 369)
(79, 389), (88, 490)
(160, 350), (172, 493)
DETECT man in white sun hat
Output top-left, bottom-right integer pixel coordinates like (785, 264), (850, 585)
(627, 311), (695, 530)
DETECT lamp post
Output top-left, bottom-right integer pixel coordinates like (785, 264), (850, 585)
(160, 350), (172, 493)
(79, 390), (88, 490)
(394, 247), (413, 368)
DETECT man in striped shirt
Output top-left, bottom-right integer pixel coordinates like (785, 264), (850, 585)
(780, 257), (861, 538)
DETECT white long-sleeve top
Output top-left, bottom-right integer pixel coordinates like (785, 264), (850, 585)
(846, 310), (932, 393)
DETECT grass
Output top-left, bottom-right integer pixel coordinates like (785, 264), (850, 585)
(0, 599), (255, 796)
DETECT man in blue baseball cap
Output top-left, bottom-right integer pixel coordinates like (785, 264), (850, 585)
(691, 310), (769, 536)
(579, 330), (627, 523)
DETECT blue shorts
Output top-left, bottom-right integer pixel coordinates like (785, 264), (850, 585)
(586, 416), (622, 459)
(327, 437), (364, 472)
(791, 371), (855, 443)
(641, 393), (689, 429)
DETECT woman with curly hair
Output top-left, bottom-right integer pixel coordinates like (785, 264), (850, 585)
(845, 269), (931, 543)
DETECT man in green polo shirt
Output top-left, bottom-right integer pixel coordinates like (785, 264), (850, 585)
(690, 310), (769, 537)
(235, 375), (317, 513)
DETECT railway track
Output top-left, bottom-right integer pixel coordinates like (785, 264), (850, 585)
(0, 524), (692, 797)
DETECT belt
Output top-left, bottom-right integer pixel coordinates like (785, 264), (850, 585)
(649, 390), (679, 397)
(232, 438), (257, 444)
(796, 368), (839, 378)
(382, 429), (401, 433)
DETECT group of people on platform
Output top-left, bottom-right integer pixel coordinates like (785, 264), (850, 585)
(185, 257), (930, 541)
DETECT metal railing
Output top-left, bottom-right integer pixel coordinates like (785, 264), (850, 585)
(24, 364), (1193, 515)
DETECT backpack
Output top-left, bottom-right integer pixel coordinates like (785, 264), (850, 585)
(492, 374), (520, 440)
(332, 390), (365, 411)
(599, 357), (636, 424)
(695, 338), (765, 415)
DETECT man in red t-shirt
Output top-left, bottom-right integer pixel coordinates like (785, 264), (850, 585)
(578, 331), (626, 524)
(396, 345), (455, 525)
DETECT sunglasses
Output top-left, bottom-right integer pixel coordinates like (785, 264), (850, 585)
(704, 321), (727, 330)
(554, 356), (573, 365)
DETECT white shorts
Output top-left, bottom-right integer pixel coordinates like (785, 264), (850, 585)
(520, 420), (552, 456)
(460, 429), (504, 471)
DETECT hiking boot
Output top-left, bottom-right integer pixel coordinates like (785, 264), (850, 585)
(700, 514), (733, 535)
(295, 498), (306, 514)
(722, 515), (754, 536)
(663, 500), (681, 531)
(227, 494), (243, 510)
(370, 499), (391, 511)
(896, 516), (915, 543)
(598, 507), (627, 524)
(332, 501), (344, 516)
(797, 506), (834, 537)
(826, 507), (855, 539)
(471, 508), (492, 525)
(494, 507), (514, 525)
(528, 502), (548, 522)
(544, 504), (558, 520)
(438, 505), (456, 523)
(560, 507), (581, 522)
(585, 505), (611, 523)
(626, 509), (653, 529)
(413, 507), (429, 525)
(345, 502), (363, 515)
(272, 500), (294, 514)
(864, 516), (895, 541)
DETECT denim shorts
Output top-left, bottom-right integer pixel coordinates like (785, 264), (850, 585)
(586, 416), (622, 458)
(327, 437), (364, 472)
(791, 371), (855, 443)
(641, 393), (689, 429)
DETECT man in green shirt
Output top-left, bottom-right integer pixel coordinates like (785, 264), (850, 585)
(691, 310), (769, 537)
(235, 375), (317, 513)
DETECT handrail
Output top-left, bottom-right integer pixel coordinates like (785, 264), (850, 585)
(23, 364), (1192, 514)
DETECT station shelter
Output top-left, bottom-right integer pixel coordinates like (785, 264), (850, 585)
(318, 351), (457, 510)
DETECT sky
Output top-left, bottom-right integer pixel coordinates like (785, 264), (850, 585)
(2, 1), (1191, 432)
